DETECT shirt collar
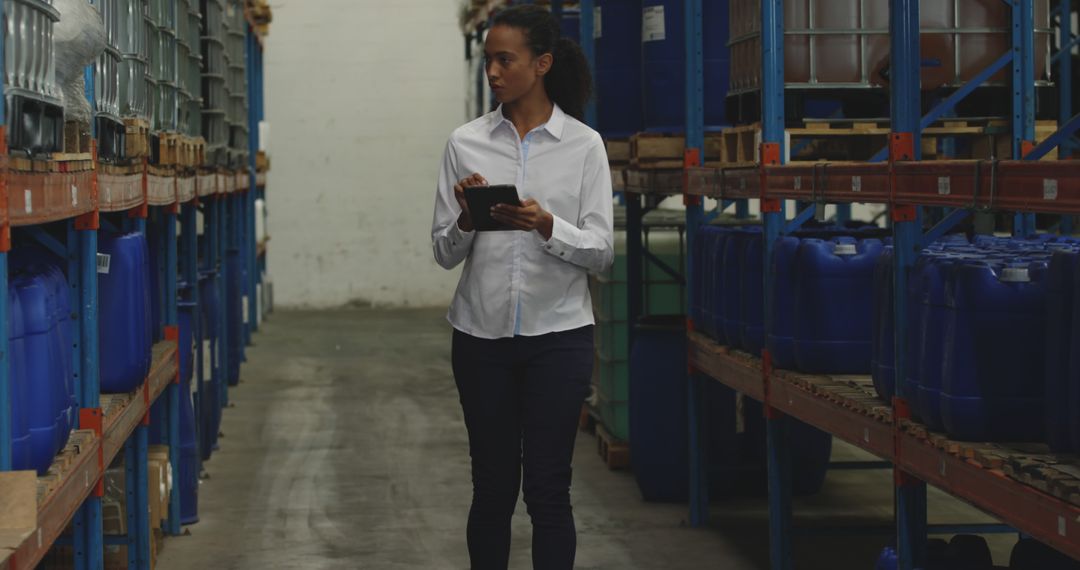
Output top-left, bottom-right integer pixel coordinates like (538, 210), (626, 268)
(488, 103), (567, 141)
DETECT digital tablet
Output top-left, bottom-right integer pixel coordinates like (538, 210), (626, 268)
(464, 185), (523, 231)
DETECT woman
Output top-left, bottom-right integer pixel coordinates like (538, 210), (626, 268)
(431, 5), (614, 569)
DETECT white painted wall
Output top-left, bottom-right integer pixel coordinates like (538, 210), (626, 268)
(265, 0), (468, 308)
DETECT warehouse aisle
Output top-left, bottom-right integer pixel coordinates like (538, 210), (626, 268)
(155, 308), (1005, 570)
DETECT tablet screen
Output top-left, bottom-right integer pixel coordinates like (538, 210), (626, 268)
(464, 185), (522, 232)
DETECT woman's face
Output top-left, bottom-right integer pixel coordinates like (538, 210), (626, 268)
(484, 25), (549, 106)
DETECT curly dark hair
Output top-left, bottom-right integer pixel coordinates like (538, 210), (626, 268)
(492, 5), (592, 122)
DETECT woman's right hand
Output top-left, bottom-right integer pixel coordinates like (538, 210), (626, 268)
(454, 173), (487, 232)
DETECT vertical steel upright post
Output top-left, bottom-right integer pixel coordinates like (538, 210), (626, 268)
(760, 0), (791, 567)
(579, 0), (597, 127)
(1013, 0), (1037, 235)
(685, 0), (708, 529)
(0, 0), (9, 473)
(164, 208), (182, 536)
(218, 195), (229, 406)
(181, 200), (199, 485)
(76, 217), (103, 570)
(1060, 0), (1073, 158)
(890, 1), (928, 569)
(0, 246), (7, 472)
(247, 30), (259, 334)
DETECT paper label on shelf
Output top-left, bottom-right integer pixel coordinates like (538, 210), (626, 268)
(1044, 179), (1058, 200)
(793, 176), (802, 191)
(852, 176), (862, 192)
(937, 176), (951, 196)
(97, 254), (111, 274)
(202, 340), (212, 379)
(105, 186), (112, 204)
(71, 185), (78, 207)
(24, 190), (32, 214)
(642, 5), (666, 42)
(594, 7), (602, 38)
(243, 296), (249, 325)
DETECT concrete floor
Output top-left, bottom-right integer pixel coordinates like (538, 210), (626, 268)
(156, 308), (1014, 570)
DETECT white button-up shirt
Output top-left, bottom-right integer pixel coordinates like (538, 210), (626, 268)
(432, 104), (614, 340)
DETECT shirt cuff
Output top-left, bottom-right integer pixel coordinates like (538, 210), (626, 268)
(539, 215), (578, 260)
(447, 220), (476, 247)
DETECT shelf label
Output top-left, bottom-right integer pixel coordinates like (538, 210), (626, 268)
(863, 428), (870, 443)
(940, 458), (947, 477)
(24, 189), (32, 214)
(71, 185), (78, 206)
(793, 176), (802, 191)
(593, 7), (602, 39)
(243, 296), (250, 325)
(97, 253), (111, 275)
(1044, 179), (1058, 201)
(642, 5), (666, 42)
(105, 186), (112, 204)
(852, 176), (862, 193)
(937, 177), (951, 196)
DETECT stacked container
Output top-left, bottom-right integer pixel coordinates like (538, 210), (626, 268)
(185, 2), (203, 138)
(594, 0), (643, 138)
(591, 209), (685, 443)
(8, 249), (76, 474)
(224, 0), (248, 167)
(118, 0), (151, 122)
(201, 0), (228, 165)
(94, 0), (126, 159)
(5, 0), (64, 152)
(176, 0), (193, 134)
(148, 0), (177, 132)
(95, 0), (122, 123)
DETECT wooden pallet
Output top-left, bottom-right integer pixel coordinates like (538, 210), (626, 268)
(716, 119), (1061, 163)
(124, 118), (150, 159)
(255, 150), (270, 172)
(155, 133), (180, 166)
(628, 132), (725, 169)
(100, 162), (143, 176)
(184, 137), (206, 169)
(595, 424), (630, 470)
(605, 138), (631, 165)
(579, 403), (596, 432)
(775, 371), (893, 424)
(63, 121), (92, 154)
(9, 153), (95, 173)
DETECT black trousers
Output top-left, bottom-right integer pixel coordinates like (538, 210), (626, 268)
(452, 326), (594, 570)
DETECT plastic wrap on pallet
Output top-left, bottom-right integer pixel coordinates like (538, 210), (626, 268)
(54, 0), (107, 124)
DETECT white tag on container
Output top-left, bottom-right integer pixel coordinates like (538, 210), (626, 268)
(642, 5), (666, 42)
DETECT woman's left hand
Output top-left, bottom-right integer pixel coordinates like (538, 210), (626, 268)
(490, 199), (555, 240)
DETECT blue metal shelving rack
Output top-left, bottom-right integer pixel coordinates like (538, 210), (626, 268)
(0, 1), (269, 567)
(678, 1), (1080, 568)
(459, 0), (1080, 566)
